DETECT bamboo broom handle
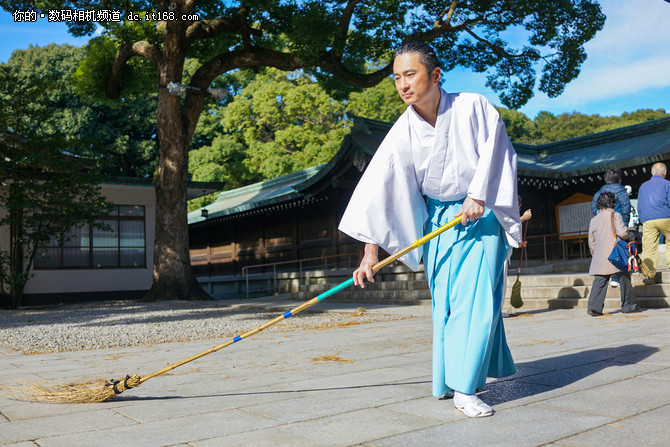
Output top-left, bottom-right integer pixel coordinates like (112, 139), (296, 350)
(139, 215), (463, 383)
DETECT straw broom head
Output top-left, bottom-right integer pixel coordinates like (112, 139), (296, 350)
(510, 279), (523, 308)
(510, 220), (529, 309)
(11, 375), (142, 404)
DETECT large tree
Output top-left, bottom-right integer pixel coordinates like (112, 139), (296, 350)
(3, 0), (606, 301)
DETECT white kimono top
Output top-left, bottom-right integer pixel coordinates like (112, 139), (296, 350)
(339, 89), (522, 271)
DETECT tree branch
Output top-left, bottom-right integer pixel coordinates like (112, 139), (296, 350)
(239, 3), (253, 50)
(435, 0), (459, 28)
(184, 0), (199, 13)
(333, 0), (362, 56)
(182, 47), (303, 138)
(106, 41), (162, 99)
(185, 6), (258, 45)
(189, 47), (302, 89)
(409, 15), (477, 42)
(463, 26), (537, 59)
(185, 16), (240, 41)
(318, 52), (392, 88)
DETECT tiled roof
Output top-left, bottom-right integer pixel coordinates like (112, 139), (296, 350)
(189, 116), (670, 224)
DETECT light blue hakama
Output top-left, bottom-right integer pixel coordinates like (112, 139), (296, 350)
(424, 198), (516, 396)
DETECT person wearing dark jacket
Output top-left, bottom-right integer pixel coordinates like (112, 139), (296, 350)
(591, 168), (631, 226)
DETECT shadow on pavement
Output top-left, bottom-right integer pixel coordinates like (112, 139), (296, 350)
(109, 344), (659, 405)
(109, 380), (433, 402)
(481, 344), (659, 405)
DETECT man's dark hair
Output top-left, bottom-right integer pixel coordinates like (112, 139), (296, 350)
(596, 192), (617, 210)
(604, 168), (622, 184)
(394, 41), (441, 74)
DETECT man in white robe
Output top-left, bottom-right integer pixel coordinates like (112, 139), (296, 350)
(338, 41), (522, 418)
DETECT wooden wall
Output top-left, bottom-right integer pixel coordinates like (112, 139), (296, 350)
(189, 196), (363, 277)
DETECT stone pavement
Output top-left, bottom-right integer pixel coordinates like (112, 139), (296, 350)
(1, 299), (669, 447)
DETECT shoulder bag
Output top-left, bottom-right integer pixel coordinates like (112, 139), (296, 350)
(607, 212), (633, 271)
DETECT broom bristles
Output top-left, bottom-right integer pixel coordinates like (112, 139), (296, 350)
(11, 375), (142, 404)
(510, 280), (523, 309)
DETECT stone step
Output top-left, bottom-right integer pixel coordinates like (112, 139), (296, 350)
(290, 290), (430, 306)
(297, 283), (670, 302)
(301, 280), (429, 293)
(506, 271), (670, 287)
(300, 271), (427, 285)
(291, 270), (670, 310)
(303, 288), (432, 300)
(501, 296), (670, 311)
(301, 276), (670, 298)
(299, 270), (670, 290)
(508, 283), (670, 299)
(290, 290), (669, 311)
(505, 274), (591, 288)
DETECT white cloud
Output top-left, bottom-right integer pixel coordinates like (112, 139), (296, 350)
(556, 55), (670, 105)
(572, 0), (670, 94)
(586, 0), (670, 60)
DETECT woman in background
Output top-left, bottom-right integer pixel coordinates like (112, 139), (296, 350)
(587, 192), (640, 315)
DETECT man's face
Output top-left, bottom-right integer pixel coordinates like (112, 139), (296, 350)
(393, 52), (441, 107)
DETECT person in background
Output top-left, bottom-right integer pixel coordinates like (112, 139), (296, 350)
(590, 168), (631, 288)
(637, 162), (670, 283)
(587, 192), (640, 315)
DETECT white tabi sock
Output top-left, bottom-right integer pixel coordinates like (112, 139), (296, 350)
(453, 391), (494, 418)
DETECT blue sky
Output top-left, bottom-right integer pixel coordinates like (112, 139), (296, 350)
(1, 0), (668, 119)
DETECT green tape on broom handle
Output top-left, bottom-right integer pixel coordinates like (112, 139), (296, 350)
(316, 277), (355, 301)
(138, 215), (462, 383)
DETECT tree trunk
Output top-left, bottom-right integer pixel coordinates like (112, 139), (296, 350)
(143, 35), (210, 302)
(9, 204), (25, 309)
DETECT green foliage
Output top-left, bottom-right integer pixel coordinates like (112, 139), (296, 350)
(219, 68), (350, 179)
(0, 65), (112, 308)
(72, 37), (118, 100)
(187, 134), (260, 211)
(497, 107), (540, 143)
(189, 66), (668, 212)
(6, 44), (158, 178)
(497, 108), (670, 145)
(534, 109), (670, 144)
(73, 36), (158, 101)
(348, 77), (406, 123)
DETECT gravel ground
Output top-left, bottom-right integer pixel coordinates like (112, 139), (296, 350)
(0, 300), (408, 354)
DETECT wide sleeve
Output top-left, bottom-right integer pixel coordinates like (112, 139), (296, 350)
(338, 120), (427, 271)
(465, 98), (522, 246)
